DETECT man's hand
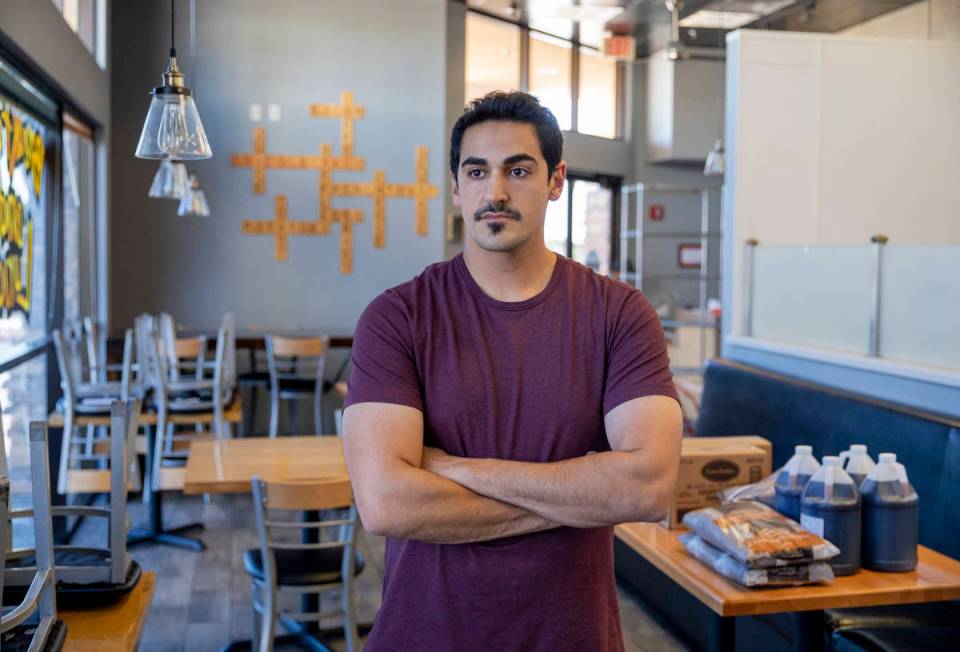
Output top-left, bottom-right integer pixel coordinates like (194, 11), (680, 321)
(343, 402), (562, 544)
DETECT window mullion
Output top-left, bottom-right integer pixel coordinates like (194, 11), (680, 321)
(520, 26), (530, 92)
(571, 24), (580, 133)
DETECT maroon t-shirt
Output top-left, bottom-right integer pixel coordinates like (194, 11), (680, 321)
(345, 253), (677, 651)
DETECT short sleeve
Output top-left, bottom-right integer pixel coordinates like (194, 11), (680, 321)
(344, 291), (423, 412)
(602, 290), (679, 415)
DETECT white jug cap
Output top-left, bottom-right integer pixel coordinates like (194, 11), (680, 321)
(878, 452), (897, 464)
(823, 455), (841, 466)
(796, 445), (813, 455)
(850, 444), (867, 454)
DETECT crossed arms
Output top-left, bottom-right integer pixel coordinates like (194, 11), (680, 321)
(342, 395), (682, 545)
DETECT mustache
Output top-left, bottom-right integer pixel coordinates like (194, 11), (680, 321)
(474, 202), (522, 222)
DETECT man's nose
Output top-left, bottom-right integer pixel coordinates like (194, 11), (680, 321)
(484, 171), (509, 205)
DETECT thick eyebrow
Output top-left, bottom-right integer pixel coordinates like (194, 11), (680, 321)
(459, 153), (539, 169)
(502, 153), (538, 167)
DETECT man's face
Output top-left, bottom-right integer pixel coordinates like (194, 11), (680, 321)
(452, 120), (565, 253)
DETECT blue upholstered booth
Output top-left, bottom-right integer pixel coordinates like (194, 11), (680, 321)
(614, 359), (960, 651)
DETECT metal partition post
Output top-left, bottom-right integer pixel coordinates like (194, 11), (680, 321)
(635, 184), (645, 290)
(742, 239), (759, 337)
(619, 186), (629, 280)
(868, 234), (889, 357)
(698, 189), (711, 370)
(1, 441), (8, 602)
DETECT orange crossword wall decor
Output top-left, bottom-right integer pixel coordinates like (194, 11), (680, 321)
(232, 91), (439, 274)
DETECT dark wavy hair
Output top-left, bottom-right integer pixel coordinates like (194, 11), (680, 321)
(449, 91), (563, 182)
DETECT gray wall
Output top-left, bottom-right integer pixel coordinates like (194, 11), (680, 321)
(0, 0), (109, 125)
(110, 0), (451, 333)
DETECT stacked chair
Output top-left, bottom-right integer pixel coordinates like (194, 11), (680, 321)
(53, 326), (139, 496)
(0, 421), (67, 651)
(5, 402), (142, 605)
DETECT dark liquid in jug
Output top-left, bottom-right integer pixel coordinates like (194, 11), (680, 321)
(775, 472), (812, 521)
(801, 481), (861, 576)
(860, 479), (918, 572)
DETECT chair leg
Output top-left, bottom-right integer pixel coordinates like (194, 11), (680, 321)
(269, 394), (279, 438)
(287, 399), (298, 436)
(313, 393), (323, 437)
(259, 585), (276, 652)
(342, 576), (360, 652)
(251, 582), (262, 651)
(57, 413), (74, 495)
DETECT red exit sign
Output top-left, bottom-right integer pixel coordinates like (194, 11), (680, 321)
(603, 35), (635, 61)
(649, 204), (665, 221)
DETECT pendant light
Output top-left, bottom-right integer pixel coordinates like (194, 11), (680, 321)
(703, 1), (725, 176)
(148, 159), (190, 199)
(178, 174), (210, 216)
(177, 0), (211, 217)
(135, 0), (212, 160)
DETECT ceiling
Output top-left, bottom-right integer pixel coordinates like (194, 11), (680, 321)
(465, 0), (925, 57)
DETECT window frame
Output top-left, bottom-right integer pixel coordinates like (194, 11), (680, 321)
(466, 8), (625, 141)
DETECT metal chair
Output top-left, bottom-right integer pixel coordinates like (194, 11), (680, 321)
(266, 335), (329, 437)
(0, 422), (66, 651)
(245, 476), (361, 652)
(54, 327), (137, 495)
(5, 401), (140, 590)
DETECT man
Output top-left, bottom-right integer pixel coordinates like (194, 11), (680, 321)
(343, 91), (681, 651)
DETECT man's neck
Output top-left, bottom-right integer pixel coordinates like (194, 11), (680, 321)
(462, 243), (558, 303)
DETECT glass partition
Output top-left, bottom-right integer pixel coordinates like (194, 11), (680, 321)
(747, 243), (960, 372)
(880, 246), (960, 370)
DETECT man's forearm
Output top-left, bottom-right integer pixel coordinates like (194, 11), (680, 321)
(359, 462), (560, 544)
(425, 450), (673, 528)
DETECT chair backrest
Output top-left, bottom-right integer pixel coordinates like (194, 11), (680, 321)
(134, 314), (167, 399)
(251, 475), (357, 586)
(158, 312), (179, 378)
(265, 335), (329, 394)
(174, 336), (207, 380)
(0, 422), (59, 644)
(52, 329), (78, 406)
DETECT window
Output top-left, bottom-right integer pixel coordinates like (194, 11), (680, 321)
(546, 176), (617, 276)
(465, 12), (522, 103)
(464, 10), (622, 139)
(529, 34), (573, 131)
(51, 0), (100, 64)
(62, 116), (99, 326)
(577, 47), (618, 139)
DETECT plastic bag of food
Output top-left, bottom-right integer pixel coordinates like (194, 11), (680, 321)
(719, 467), (781, 507)
(679, 532), (835, 587)
(682, 500), (840, 569)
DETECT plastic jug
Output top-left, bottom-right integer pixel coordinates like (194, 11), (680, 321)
(860, 453), (918, 572)
(774, 445), (821, 521)
(801, 456), (861, 576)
(843, 444), (875, 487)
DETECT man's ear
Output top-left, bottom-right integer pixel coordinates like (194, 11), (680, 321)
(450, 173), (461, 208)
(548, 161), (567, 201)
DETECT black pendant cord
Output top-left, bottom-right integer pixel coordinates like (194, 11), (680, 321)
(170, 0), (176, 58)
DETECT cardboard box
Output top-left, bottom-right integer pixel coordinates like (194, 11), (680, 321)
(662, 437), (772, 529)
(681, 435), (773, 461)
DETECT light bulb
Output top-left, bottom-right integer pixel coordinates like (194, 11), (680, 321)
(158, 98), (192, 155)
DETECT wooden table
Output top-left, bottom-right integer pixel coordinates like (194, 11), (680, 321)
(615, 522), (960, 651)
(183, 435), (346, 494)
(60, 571), (156, 651)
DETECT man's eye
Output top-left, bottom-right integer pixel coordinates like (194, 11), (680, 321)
(467, 169), (485, 178)
(510, 168), (529, 177)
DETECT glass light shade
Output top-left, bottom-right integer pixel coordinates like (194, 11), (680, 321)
(136, 89), (212, 160)
(148, 159), (190, 199)
(704, 139), (725, 176)
(177, 174), (210, 217)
